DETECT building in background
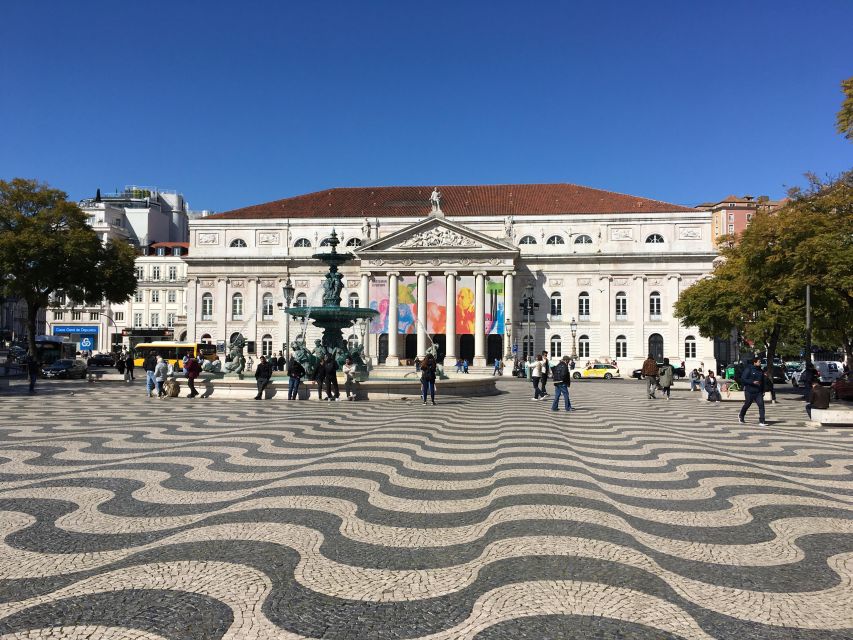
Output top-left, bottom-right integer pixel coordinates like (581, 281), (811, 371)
(697, 194), (786, 245)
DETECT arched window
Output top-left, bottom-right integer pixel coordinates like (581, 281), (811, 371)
(615, 292), (627, 319)
(574, 234), (593, 244)
(294, 238), (311, 248)
(201, 293), (213, 320)
(519, 235), (537, 245)
(645, 233), (664, 244)
(295, 292), (308, 308)
(229, 332), (241, 344)
(346, 238), (362, 247)
(546, 235), (565, 245)
(648, 333), (664, 360)
(522, 335), (535, 360)
(578, 335), (590, 358)
(685, 335), (697, 359)
(550, 292), (562, 316)
(550, 335), (562, 358)
(348, 334), (359, 350)
(578, 292), (590, 318)
(200, 333), (212, 344)
(615, 335), (627, 359)
(261, 334), (273, 357)
(262, 293), (274, 319)
(229, 238), (247, 247)
(231, 292), (243, 319)
(320, 236), (333, 246)
(348, 292), (360, 308)
(649, 291), (661, 319)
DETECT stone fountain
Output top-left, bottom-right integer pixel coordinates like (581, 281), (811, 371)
(286, 230), (377, 376)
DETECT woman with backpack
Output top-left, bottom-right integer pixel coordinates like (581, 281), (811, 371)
(420, 353), (437, 405)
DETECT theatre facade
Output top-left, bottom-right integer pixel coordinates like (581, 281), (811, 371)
(181, 184), (717, 372)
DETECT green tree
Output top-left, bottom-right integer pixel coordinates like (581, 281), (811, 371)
(837, 76), (853, 141)
(0, 178), (137, 358)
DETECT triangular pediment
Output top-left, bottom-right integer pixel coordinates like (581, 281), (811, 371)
(357, 215), (518, 256)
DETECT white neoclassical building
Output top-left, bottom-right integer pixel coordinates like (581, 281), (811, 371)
(182, 183), (717, 373)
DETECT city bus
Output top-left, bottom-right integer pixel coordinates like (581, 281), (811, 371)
(133, 342), (218, 371)
(35, 335), (77, 365)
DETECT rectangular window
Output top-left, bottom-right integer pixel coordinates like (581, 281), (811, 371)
(728, 224), (734, 233)
(72, 310), (81, 321)
(168, 266), (177, 281)
(89, 312), (99, 320)
(615, 296), (627, 319)
(550, 297), (562, 316)
(54, 311), (64, 320)
(152, 266), (161, 280)
(150, 312), (159, 326)
(746, 213), (753, 222)
(133, 313), (143, 328)
(167, 313), (176, 328)
(685, 341), (697, 358)
(134, 290), (143, 303)
(135, 266), (144, 280)
(172, 247), (181, 256)
(114, 312), (124, 322)
(167, 290), (176, 303)
(728, 213), (735, 222)
(151, 290), (160, 303)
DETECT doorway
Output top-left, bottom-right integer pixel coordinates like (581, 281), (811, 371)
(648, 333), (664, 360)
(459, 335), (474, 363)
(378, 333), (388, 364)
(431, 334), (446, 362)
(405, 334), (417, 361)
(487, 335), (503, 364)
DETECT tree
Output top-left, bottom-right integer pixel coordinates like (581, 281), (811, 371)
(0, 178), (137, 358)
(837, 76), (853, 141)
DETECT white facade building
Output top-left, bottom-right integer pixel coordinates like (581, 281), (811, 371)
(183, 184), (718, 373)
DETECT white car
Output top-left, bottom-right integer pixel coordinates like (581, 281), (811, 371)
(791, 361), (844, 387)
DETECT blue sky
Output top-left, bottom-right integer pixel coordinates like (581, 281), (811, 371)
(1, 1), (851, 212)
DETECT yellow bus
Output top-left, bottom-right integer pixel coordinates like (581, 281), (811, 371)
(133, 342), (218, 371)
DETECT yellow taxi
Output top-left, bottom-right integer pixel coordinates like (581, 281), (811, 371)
(572, 363), (620, 380)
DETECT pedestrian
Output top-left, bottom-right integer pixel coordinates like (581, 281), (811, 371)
(25, 353), (39, 394)
(314, 356), (326, 400)
(658, 357), (674, 400)
(531, 354), (544, 400)
(539, 351), (550, 397)
(125, 351), (135, 381)
(323, 354), (340, 401)
(116, 354), (126, 379)
(738, 356), (767, 426)
(185, 355), (201, 398)
(342, 357), (357, 400)
(641, 354), (659, 399)
(763, 367), (777, 404)
(287, 355), (305, 400)
(277, 352), (286, 373)
(246, 355), (254, 372)
(493, 359), (501, 375)
(253, 355), (272, 400)
(689, 368), (701, 391)
(154, 356), (168, 398)
(462, 359), (469, 374)
(143, 351), (157, 397)
(420, 353), (437, 405)
(455, 358), (463, 373)
(805, 380), (830, 419)
(704, 371), (721, 403)
(799, 363), (816, 398)
(414, 357), (421, 373)
(550, 355), (574, 412)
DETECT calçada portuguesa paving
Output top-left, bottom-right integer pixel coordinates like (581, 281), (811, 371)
(0, 377), (852, 639)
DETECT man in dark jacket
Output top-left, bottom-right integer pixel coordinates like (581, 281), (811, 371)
(125, 351), (134, 380)
(322, 355), (340, 401)
(143, 352), (157, 397)
(806, 381), (830, 418)
(739, 356), (767, 425)
(550, 355), (574, 412)
(25, 354), (39, 394)
(287, 356), (305, 400)
(254, 355), (272, 400)
(539, 351), (550, 397)
(641, 354), (659, 399)
(185, 356), (201, 398)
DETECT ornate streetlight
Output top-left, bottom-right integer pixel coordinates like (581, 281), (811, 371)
(504, 318), (513, 360)
(281, 278), (295, 360)
(570, 316), (578, 359)
(519, 284), (538, 361)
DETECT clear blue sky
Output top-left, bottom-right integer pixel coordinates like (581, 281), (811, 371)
(1, 1), (851, 212)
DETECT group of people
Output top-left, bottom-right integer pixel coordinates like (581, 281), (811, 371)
(527, 350), (575, 411)
(252, 353), (358, 402)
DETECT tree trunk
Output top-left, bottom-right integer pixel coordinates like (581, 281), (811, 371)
(765, 323), (782, 381)
(26, 299), (39, 359)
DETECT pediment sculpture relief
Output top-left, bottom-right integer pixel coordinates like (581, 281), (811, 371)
(399, 228), (480, 249)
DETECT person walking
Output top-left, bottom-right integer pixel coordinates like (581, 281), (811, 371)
(658, 358), (674, 400)
(277, 352), (286, 373)
(704, 371), (721, 403)
(739, 356), (767, 426)
(116, 354), (126, 380)
(323, 354), (340, 401)
(455, 359), (463, 373)
(154, 356), (169, 398)
(25, 353), (39, 394)
(805, 380), (830, 419)
(125, 351), (135, 381)
(420, 353), (437, 405)
(143, 352), (157, 397)
(763, 367), (777, 403)
(641, 354), (659, 399)
(493, 359), (501, 375)
(314, 356), (326, 400)
(287, 356), (305, 400)
(550, 355), (574, 412)
(539, 351), (550, 398)
(185, 355), (201, 398)
(245, 355), (254, 372)
(342, 357), (357, 400)
(531, 354), (544, 400)
(254, 355), (272, 400)
(799, 363), (816, 399)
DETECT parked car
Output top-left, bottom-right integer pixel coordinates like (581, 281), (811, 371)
(631, 362), (685, 379)
(574, 363), (620, 379)
(87, 353), (116, 367)
(8, 345), (26, 363)
(40, 358), (88, 379)
(831, 372), (853, 401)
(791, 361), (845, 387)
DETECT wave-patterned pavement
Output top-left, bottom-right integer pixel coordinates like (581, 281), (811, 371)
(1, 379), (852, 639)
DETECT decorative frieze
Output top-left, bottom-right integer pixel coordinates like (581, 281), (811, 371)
(400, 228), (480, 249)
(230, 279), (244, 288)
(295, 279), (309, 287)
(258, 232), (280, 245)
(197, 232), (219, 245)
(678, 227), (702, 240)
(260, 279), (276, 288)
(611, 228), (633, 241)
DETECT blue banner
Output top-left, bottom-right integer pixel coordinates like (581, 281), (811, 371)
(53, 325), (99, 334)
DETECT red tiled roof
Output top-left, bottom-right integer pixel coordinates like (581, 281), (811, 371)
(209, 184), (695, 219)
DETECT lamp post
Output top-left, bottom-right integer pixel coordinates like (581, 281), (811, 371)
(281, 278), (295, 360)
(504, 318), (512, 360)
(570, 316), (578, 359)
(519, 284), (538, 361)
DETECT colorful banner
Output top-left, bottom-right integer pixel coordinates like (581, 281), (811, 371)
(486, 279), (505, 335)
(456, 276), (476, 334)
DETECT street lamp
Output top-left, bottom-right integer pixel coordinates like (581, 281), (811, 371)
(519, 284), (539, 361)
(570, 316), (578, 359)
(504, 318), (512, 360)
(281, 278), (295, 360)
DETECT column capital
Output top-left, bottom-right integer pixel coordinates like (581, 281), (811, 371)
(473, 270), (488, 277)
(502, 270), (516, 276)
(360, 271), (372, 278)
(386, 271), (400, 278)
(414, 271), (430, 277)
(443, 271), (458, 277)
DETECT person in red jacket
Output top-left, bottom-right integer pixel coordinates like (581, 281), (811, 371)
(185, 356), (202, 398)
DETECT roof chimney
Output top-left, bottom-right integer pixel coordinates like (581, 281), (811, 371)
(95, 188), (101, 203)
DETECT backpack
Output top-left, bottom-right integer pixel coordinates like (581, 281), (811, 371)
(552, 361), (568, 383)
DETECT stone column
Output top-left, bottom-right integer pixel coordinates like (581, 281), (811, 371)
(444, 271), (457, 364)
(416, 271), (428, 358)
(599, 276), (611, 360)
(473, 271), (487, 367)
(667, 274), (681, 361)
(216, 277), (227, 343)
(386, 272), (400, 366)
(634, 275), (645, 359)
(247, 277), (258, 353)
(503, 270), (515, 360)
(360, 272), (371, 360)
(187, 278), (197, 342)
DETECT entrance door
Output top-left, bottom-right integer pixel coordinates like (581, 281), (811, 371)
(378, 334), (388, 364)
(405, 334), (417, 361)
(648, 333), (664, 361)
(487, 335), (503, 364)
(459, 335), (474, 363)
(431, 334), (446, 362)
